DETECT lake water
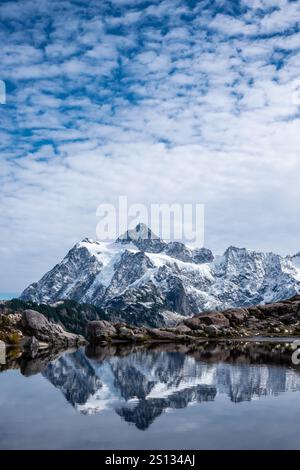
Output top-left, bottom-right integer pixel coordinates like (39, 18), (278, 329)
(1, 341), (300, 449)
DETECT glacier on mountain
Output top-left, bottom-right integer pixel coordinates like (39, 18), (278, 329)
(20, 223), (300, 326)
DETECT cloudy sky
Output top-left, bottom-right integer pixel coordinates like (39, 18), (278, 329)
(0, 0), (300, 294)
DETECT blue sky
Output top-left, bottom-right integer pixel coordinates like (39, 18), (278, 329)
(0, 0), (300, 293)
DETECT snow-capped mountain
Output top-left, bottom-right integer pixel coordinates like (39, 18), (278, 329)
(20, 223), (300, 327)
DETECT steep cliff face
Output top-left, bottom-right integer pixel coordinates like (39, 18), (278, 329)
(20, 224), (300, 327)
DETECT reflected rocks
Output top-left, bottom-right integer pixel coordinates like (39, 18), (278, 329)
(187, 341), (299, 368)
(0, 345), (74, 376)
(85, 343), (136, 362)
(20, 349), (72, 377)
(87, 340), (300, 369)
(23, 336), (39, 359)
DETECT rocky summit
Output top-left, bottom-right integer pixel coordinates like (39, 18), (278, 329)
(20, 223), (300, 327)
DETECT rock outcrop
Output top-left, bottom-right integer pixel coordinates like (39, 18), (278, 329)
(87, 295), (300, 344)
(22, 309), (86, 348)
(0, 307), (86, 352)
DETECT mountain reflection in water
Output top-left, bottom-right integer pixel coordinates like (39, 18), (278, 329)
(3, 341), (297, 431)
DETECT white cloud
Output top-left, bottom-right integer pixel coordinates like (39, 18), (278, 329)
(209, 14), (259, 36)
(0, 0), (300, 292)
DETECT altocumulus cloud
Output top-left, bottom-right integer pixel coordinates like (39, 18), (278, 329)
(0, 0), (300, 292)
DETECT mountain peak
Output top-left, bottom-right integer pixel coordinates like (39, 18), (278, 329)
(116, 223), (166, 253)
(224, 246), (247, 256)
(19, 228), (300, 320)
(117, 223), (160, 243)
(81, 237), (96, 244)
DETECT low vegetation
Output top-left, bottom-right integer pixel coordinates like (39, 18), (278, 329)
(4, 298), (108, 336)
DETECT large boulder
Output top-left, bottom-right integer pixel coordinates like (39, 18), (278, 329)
(146, 328), (183, 341)
(185, 312), (229, 329)
(86, 320), (117, 343)
(183, 317), (206, 331)
(22, 310), (86, 347)
(225, 308), (248, 325)
(118, 326), (135, 340)
(204, 325), (220, 337)
(260, 300), (300, 318)
(174, 324), (192, 334)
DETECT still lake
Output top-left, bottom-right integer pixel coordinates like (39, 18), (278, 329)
(1, 341), (300, 449)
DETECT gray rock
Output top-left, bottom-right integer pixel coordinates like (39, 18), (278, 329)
(174, 324), (192, 334)
(85, 294), (300, 344)
(22, 309), (86, 347)
(185, 312), (229, 329)
(86, 320), (117, 344)
(184, 317), (205, 330)
(199, 313), (230, 328)
(147, 328), (182, 341)
(118, 326), (134, 339)
(204, 325), (220, 337)
(226, 309), (248, 324)
(131, 334), (147, 342)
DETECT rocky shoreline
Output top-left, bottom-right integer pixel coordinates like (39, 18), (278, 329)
(0, 308), (86, 357)
(87, 295), (300, 344)
(1, 295), (300, 356)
